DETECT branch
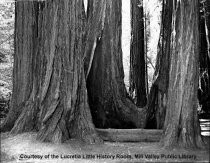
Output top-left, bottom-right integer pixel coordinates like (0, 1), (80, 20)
(147, 56), (155, 70)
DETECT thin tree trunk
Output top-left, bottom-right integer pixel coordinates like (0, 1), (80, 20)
(146, 0), (172, 129)
(161, 0), (205, 149)
(129, 0), (147, 107)
(87, 0), (147, 129)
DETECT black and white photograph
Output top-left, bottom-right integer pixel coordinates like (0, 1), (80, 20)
(0, 0), (210, 162)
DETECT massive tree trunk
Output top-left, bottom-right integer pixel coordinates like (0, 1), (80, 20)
(87, 0), (145, 128)
(161, 0), (205, 149)
(146, 0), (173, 129)
(129, 0), (147, 107)
(1, 1), (39, 132)
(87, 0), (147, 129)
(1, 0), (102, 144)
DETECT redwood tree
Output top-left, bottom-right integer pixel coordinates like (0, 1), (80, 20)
(1, 0), (103, 144)
(87, 0), (147, 129)
(161, 0), (205, 149)
(146, 0), (173, 129)
(129, 0), (147, 107)
(1, 1), (40, 132)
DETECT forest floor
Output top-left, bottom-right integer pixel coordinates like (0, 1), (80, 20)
(1, 132), (210, 163)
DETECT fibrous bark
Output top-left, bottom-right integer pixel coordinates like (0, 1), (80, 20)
(1, 0), (102, 144)
(129, 0), (147, 107)
(1, 1), (40, 132)
(161, 0), (205, 149)
(146, 0), (173, 129)
(87, 0), (147, 129)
